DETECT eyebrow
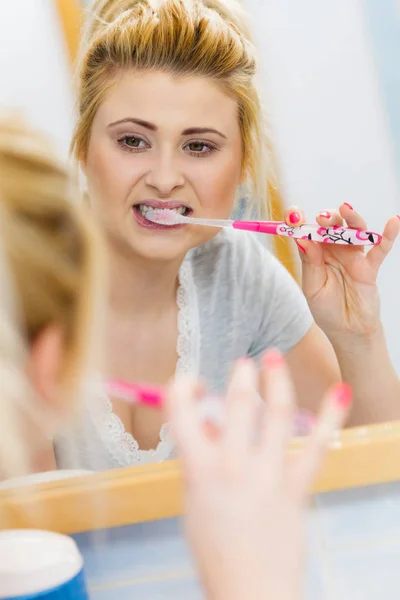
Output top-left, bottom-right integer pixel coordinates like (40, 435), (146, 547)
(108, 118), (156, 131)
(182, 127), (226, 139)
(107, 118), (227, 139)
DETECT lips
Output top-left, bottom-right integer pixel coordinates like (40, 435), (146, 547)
(133, 199), (191, 211)
(132, 199), (192, 230)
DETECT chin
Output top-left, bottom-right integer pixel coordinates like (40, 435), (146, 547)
(106, 217), (220, 263)
(128, 234), (196, 263)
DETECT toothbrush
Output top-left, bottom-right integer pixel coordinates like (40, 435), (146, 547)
(146, 209), (382, 246)
(106, 379), (315, 435)
(107, 380), (231, 427)
(106, 379), (164, 409)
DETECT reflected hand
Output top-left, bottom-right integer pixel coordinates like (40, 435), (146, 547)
(167, 352), (350, 600)
(285, 204), (400, 343)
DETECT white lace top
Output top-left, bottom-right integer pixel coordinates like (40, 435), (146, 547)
(55, 229), (313, 471)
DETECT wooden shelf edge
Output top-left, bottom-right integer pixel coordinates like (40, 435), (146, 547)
(1, 421), (400, 534)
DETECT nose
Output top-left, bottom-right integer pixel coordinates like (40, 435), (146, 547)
(145, 150), (185, 197)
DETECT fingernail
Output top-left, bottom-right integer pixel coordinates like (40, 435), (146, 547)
(333, 383), (352, 409)
(319, 211), (331, 219)
(289, 211), (301, 225)
(344, 203), (354, 211)
(296, 240), (306, 254)
(203, 420), (221, 441)
(396, 215), (400, 220)
(263, 349), (284, 368)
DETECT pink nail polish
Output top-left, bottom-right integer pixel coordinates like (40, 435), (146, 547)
(296, 240), (306, 254)
(344, 203), (354, 211)
(319, 211), (331, 219)
(333, 383), (352, 409)
(289, 211), (301, 225)
(203, 420), (221, 441)
(263, 349), (284, 368)
(396, 215), (400, 220)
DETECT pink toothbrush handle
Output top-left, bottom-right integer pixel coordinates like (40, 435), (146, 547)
(232, 220), (382, 246)
(106, 379), (164, 408)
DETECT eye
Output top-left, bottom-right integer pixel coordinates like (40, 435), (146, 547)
(117, 135), (149, 152)
(184, 140), (218, 156)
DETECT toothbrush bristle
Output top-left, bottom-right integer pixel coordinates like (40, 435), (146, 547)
(146, 208), (182, 225)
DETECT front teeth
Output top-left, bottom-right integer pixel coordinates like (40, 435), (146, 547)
(138, 205), (187, 215)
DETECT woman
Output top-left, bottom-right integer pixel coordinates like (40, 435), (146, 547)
(284, 204), (400, 425)
(59, 0), (346, 470)
(0, 114), (347, 600)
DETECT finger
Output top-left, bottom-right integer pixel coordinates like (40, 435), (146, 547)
(338, 203), (368, 231)
(295, 238), (324, 266)
(294, 383), (352, 497)
(294, 238), (328, 298)
(197, 394), (224, 441)
(315, 209), (343, 228)
(366, 216), (400, 273)
(284, 205), (306, 227)
(166, 375), (206, 466)
(223, 358), (259, 464)
(203, 419), (222, 442)
(259, 350), (296, 471)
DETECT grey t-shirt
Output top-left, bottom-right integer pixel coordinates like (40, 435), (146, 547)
(189, 228), (313, 391)
(55, 229), (313, 470)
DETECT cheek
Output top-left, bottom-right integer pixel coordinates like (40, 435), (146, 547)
(85, 141), (133, 210)
(193, 155), (242, 215)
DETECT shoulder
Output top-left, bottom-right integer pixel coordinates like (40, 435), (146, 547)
(188, 228), (312, 360)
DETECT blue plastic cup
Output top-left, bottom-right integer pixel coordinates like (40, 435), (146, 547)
(0, 530), (88, 599)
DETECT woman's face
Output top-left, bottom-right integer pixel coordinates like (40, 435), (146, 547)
(85, 70), (243, 262)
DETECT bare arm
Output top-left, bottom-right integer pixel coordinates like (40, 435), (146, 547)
(286, 323), (341, 415)
(330, 327), (400, 426)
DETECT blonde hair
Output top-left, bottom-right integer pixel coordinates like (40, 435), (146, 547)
(0, 114), (104, 478)
(72, 0), (269, 212)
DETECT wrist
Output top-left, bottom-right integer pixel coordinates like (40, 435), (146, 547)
(212, 582), (299, 600)
(206, 557), (303, 600)
(327, 324), (387, 359)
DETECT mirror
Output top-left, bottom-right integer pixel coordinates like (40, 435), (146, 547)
(0, 0), (398, 488)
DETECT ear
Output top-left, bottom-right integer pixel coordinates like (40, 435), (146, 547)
(26, 325), (65, 409)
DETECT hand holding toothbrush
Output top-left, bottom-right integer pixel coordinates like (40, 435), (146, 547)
(286, 204), (400, 425)
(285, 204), (399, 343)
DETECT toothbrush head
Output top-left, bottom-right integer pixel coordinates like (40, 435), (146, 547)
(146, 208), (186, 226)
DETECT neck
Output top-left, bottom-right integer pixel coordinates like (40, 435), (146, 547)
(107, 242), (184, 317)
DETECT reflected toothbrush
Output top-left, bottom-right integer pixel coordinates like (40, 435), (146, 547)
(106, 379), (164, 408)
(106, 379), (315, 435)
(146, 209), (382, 246)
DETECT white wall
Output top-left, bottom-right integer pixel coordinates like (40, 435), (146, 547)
(0, 0), (75, 158)
(244, 0), (400, 369)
